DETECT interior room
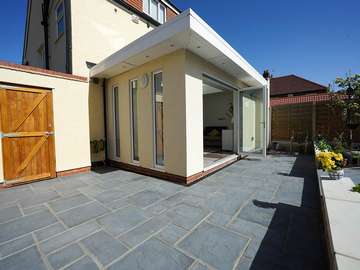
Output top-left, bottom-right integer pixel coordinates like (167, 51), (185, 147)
(202, 75), (237, 168)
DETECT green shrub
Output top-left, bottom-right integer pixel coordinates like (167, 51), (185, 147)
(352, 184), (360, 193)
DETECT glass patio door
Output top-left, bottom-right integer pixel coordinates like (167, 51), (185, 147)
(238, 87), (265, 154)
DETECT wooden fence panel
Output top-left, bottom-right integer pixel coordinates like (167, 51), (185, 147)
(272, 101), (360, 143)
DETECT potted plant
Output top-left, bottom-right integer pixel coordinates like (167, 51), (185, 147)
(316, 151), (346, 180)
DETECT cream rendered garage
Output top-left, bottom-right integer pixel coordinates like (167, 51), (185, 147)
(90, 9), (269, 184)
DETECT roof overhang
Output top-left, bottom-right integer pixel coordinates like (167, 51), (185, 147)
(90, 9), (267, 87)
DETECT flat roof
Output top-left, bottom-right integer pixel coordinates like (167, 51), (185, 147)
(90, 9), (267, 87)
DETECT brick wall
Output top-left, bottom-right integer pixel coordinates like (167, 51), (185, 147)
(166, 7), (177, 21)
(124, 0), (143, 12)
(124, 0), (178, 22)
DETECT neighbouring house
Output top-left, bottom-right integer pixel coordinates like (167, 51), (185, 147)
(270, 74), (327, 98)
(270, 74), (359, 149)
(0, 1), (269, 185)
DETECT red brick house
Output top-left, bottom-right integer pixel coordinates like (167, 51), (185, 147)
(270, 75), (336, 144)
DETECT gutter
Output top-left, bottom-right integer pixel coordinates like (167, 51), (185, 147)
(65, 0), (73, 74)
(22, 0), (31, 64)
(41, 0), (50, 69)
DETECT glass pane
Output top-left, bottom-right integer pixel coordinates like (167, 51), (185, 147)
(143, 0), (149, 14)
(239, 88), (264, 153)
(155, 102), (164, 165)
(56, 2), (64, 18)
(154, 72), (164, 166)
(131, 81), (139, 161)
(159, 5), (165, 23)
(113, 87), (120, 157)
(57, 17), (65, 36)
(154, 72), (163, 96)
(150, 0), (158, 20)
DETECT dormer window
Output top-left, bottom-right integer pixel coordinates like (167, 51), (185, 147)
(56, 1), (65, 38)
(143, 0), (166, 24)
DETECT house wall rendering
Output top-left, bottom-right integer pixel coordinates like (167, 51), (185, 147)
(23, 0), (179, 76)
(71, 0), (155, 76)
(0, 65), (91, 177)
(106, 49), (187, 176)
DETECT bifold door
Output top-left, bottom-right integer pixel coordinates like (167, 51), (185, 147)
(0, 86), (56, 184)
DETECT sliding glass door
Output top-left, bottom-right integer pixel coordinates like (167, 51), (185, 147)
(153, 72), (164, 166)
(130, 80), (139, 162)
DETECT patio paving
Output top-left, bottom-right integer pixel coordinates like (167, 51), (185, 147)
(0, 155), (326, 270)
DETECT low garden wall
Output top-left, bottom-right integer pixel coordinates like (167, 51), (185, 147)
(315, 150), (360, 269)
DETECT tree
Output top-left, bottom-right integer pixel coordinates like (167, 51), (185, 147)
(329, 74), (360, 149)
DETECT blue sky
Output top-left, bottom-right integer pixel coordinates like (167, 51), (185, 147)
(1, 0), (359, 85)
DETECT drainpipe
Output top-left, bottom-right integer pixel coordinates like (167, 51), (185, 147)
(41, 0), (50, 69)
(102, 79), (108, 163)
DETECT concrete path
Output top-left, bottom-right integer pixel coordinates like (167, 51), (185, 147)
(0, 155), (326, 270)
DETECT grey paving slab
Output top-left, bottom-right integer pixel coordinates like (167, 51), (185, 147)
(238, 200), (276, 227)
(65, 256), (99, 270)
(155, 223), (187, 245)
(145, 203), (168, 215)
(92, 189), (129, 203)
(191, 261), (210, 270)
(20, 190), (60, 208)
(22, 204), (48, 215)
(235, 257), (252, 270)
(97, 206), (148, 237)
(47, 243), (83, 270)
(165, 203), (210, 230)
(103, 198), (130, 210)
(78, 185), (107, 197)
(39, 222), (100, 254)
(206, 212), (233, 227)
(107, 238), (193, 270)
(228, 218), (267, 239)
(0, 234), (34, 258)
(0, 205), (22, 224)
(34, 223), (66, 242)
(0, 210), (57, 244)
(120, 216), (170, 247)
(184, 184), (219, 198)
(336, 254), (360, 270)
(0, 155), (326, 270)
(81, 230), (127, 266)
(178, 222), (248, 270)
(48, 194), (92, 213)
(57, 202), (109, 228)
(204, 190), (252, 216)
(0, 246), (47, 270)
(125, 190), (167, 208)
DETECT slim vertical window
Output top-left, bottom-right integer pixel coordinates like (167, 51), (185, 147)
(56, 1), (65, 38)
(153, 72), (164, 166)
(113, 86), (120, 158)
(159, 5), (165, 24)
(130, 80), (139, 162)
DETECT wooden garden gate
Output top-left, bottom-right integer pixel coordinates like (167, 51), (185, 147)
(0, 85), (56, 184)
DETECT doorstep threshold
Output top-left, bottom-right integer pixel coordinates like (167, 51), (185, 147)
(204, 154), (238, 171)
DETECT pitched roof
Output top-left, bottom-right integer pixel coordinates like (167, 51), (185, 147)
(270, 75), (327, 97)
